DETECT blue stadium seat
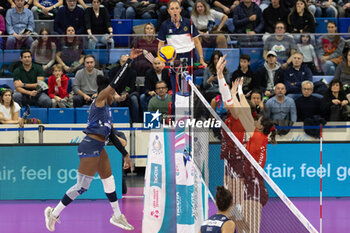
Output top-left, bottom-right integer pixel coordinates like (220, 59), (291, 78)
(313, 75), (334, 83)
(109, 48), (131, 64)
(195, 76), (203, 86)
(48, 108), (75, 124)
(217, 48), (240, 74)
(111, 19), (133, 47)
(315, 17), (338, 34)
(110, 107), (130, 123)
(20, 108), (48, 123)
(75, 107), (89, 123)
(67, 78), (74, 93)
(240, 47), (263, 72)
(34, 20), (54, 34)
(0, 78), (15, 90)
(214, 18), (234, 33)
(132, 19), (157, 27)
(84, 49), (109, 64)
(338, 18), (350, 34)
(2, 50), (21, 76)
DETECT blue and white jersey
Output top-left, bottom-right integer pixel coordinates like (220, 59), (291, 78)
(200, 214), (231, 233)
(83, 100), (112, 139)
(157, 17), (199, 54)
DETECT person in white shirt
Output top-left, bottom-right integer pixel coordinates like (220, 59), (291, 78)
(0, 89), (23, 125)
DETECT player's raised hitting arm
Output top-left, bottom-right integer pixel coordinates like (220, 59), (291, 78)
(216, 55), (240, 119)
(95, 48), (142, 107)
(231, 78), (255, 137)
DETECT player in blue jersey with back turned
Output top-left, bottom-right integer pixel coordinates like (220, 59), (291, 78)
(44, 48), (142, 232)
(200, 186), (236, 233)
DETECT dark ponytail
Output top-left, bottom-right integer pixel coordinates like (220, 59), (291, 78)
(97, 75), (110, 93)
(215, 186), (233, 212)
(260, 116), (277, 144)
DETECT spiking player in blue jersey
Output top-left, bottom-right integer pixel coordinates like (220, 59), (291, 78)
(44, 49), (142, 232)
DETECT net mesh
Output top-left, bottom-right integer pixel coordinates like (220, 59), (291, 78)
(189, 78), (318, 233)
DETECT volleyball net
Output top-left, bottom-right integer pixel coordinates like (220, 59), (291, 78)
(187, 76), (319, 233)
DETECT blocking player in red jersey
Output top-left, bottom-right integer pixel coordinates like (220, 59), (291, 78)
(217, 55), (276, 233)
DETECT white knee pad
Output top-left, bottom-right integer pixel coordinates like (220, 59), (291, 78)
(66, 172), (93, 200)
(101, 175), (116, 194)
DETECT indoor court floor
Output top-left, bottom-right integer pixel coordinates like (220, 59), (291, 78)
(1, 184), (350, 232)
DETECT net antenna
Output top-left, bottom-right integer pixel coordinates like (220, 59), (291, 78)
(185, 75), (319, 233)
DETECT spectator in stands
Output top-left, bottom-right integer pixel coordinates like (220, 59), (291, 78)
(131, 23), (158, 76)
(30, 28), (56, 76)
(140, 57), (171, 112)
(48, 64), (70, 108)
(283, 52), (313, 100)
(0, 13), (4, 49)
(31, 0), (63, 19)
(320, 79), (349, 121)
(287, 0), (315, 33)
(255, 50), (284, 98)
(56, 26), (85, 74)
(13, 50), (52, 108)
(334, 49), (350, 97)
(232, 0), (264, 34)
(148, 81), (172, 121)
(295, 80), (321, 121)
(54, 0), (85, 35)
(265, 83), (297, 122)
(212, 0), (239, 16)
(6, 0), (34, 49)
(317, 21), (344, 75)
(263, 21), (296, 68)
(231, 54), (257, 97)
(263, 0), (290, 33)
(85, 0), (114, 49)
(343, 0), (350, 17)
(0, 89), (23, 125)
(308, 0), (337, 17)
(8, 0), (32, 9)
(191, 0), (228, 48)
(109, 54), (140, 123)
(203, 50), (230, 112)
(297, 34), (320, 74)
(249, 89), (265, 114)
(72, 55), (103, 107)
(0, 0), (11, 17)
(123, 0), (157, 19)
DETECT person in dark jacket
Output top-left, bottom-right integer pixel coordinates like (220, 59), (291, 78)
(262, 0), (290, 33)
(287, 0), (316, 33)
(295, 81), (321, 121)
(283, 52), (313, 99)
(231, 54), (257, 97)
(232, 0), (264, 34)
(321, 79), (349, 121)
(255, 50), (284, 98)
(140, 57), (171, 112)
(54, 0), (85, 35)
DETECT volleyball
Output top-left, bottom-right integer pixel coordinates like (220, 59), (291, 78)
(157, 45), (177, 63)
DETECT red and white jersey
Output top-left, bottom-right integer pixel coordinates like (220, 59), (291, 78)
(246, 129), (268, 168)
(221, 113), (245, 160)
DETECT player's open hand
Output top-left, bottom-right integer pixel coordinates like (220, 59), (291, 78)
(216, 54), (227, 78)
(130, 48), (143, 60)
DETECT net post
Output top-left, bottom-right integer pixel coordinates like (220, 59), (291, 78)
(320, 124), (323, 233)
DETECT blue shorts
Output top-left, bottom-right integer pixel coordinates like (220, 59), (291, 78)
(78, 136), (105, 158)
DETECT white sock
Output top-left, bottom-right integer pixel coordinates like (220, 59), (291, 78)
(52, 201), (66, 218)
(110, 200), (122, 217)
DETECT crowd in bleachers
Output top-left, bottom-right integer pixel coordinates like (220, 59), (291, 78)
(1, 0), (350, 126)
